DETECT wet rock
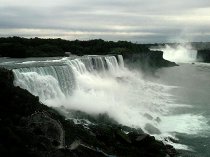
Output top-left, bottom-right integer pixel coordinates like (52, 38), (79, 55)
(90, 124), (115, 146)
(69, 141), (108, 157)
(144, 123), (161, 135)
(70, 140), (82, 150)
(165, 144), (177, 157)
(115, 128), (132, 144)
(168, 137), (179, 143)
(155, 117), (161, 123)
(120, 125), (144, 134)
(127, 131), (141, 142)
(49, 148), (77, 157)
(27, 112), (65, 148)
(164, 137), (179, 144)
(136, 133), (150, 142)
(134, 133), (157, 147)
(144, 113), (153, 120)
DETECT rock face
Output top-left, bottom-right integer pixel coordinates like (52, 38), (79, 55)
(197, 49), (210, 62)
(27, 112), (65, 148)
(144, 123), (161, 135)
(124, 51), (178, 72)
(0, 68), (178, 157)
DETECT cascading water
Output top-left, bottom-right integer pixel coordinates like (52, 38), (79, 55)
(11, 55), (208, 150)
(12, 55), (123, 103)
(161, 44), (198, 63)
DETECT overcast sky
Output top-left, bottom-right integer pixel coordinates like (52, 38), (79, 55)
(0, 0), (210, 43)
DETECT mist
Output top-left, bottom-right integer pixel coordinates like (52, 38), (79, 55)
(161, 44), (198, 63)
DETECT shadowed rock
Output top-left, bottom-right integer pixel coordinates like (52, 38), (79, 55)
(115, 128), (132, 144)
(144, 123), (161, 135)
(155, 117), (161, 123)
(27, 112), (65, 148)
(144, 113), (154, 120)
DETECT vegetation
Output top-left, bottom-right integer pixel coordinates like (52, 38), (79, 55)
(0, 36), (178, 69)
(0, 37), (150, 58)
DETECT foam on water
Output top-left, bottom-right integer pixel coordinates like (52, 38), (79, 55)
(11, 55), (208, 150)
(159, 114), (210, 135)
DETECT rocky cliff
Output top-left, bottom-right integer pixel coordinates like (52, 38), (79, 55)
(123, 50), (178, 71)
(197, 49), (210, 63)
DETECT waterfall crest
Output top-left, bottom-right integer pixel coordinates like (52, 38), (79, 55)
(13, 55), (124, 102)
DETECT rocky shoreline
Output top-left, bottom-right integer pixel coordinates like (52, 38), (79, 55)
(0, 68), (177, 157)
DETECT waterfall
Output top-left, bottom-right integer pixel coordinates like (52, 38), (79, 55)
(12, 54), (172, 132)
(8, 54), (207, 150)
(13, 55), (124, 102)
(161, 44), (198, 63)
(117, 55), (124, 68)
(1, 53), (207, 151)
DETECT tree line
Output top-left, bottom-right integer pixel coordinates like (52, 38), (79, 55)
(0, 37), (150, 58)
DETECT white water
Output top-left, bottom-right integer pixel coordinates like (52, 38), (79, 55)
(161, 44), (197, 63)
(12, 55), (208, 150)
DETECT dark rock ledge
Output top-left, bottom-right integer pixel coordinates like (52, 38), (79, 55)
(0, 68), (178, 157)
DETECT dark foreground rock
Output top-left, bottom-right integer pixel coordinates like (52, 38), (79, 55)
(0, 68), (178, 157)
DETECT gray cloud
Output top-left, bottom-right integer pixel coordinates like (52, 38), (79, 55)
(0, 0), (210, 43)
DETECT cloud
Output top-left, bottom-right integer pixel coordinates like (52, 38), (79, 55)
(0, 0), (210, 43)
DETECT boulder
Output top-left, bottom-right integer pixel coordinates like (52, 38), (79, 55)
(165, 144), (177, 157)
(155, 117), (161, 123)
(144, 123), (161, 135)
(144, 113), (153, 120)
(49, 148), (78, 157)
(27, 112), (65, 148)
(136, 133), (150, 142)
(115, 128), (132, 144)
(69, 141), (108, 157)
